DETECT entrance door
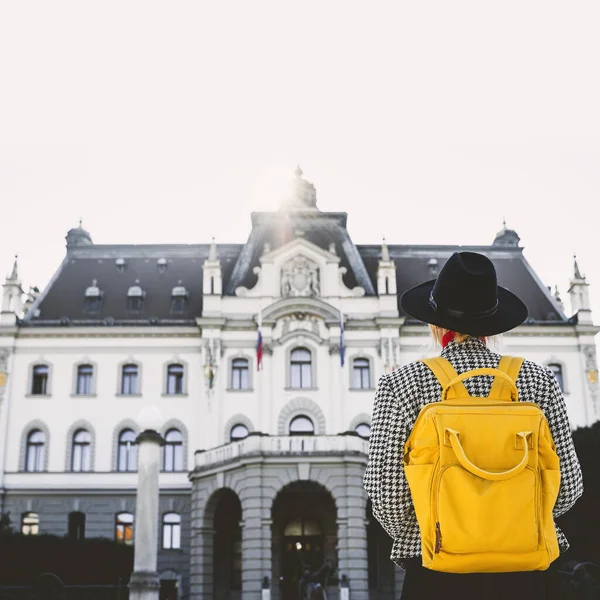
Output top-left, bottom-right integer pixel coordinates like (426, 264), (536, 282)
(280, 518), (324, 600)
(159, 579), (178, 600)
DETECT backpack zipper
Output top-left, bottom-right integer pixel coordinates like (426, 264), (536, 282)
(435, 522), (443, 553)
(433, 464), (449, 554)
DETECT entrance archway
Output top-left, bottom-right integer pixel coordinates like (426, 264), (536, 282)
(210, 489), (242, 600)
(272, 481), (337, 600)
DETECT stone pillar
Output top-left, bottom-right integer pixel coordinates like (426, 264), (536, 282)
(240, 466), (271, 600)
(129, 429), (164, 600)
(336, 463), (369, 600)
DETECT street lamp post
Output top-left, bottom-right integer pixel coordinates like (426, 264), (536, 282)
(129, 407), (165, 600)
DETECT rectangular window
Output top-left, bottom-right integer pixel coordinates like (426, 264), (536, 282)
(353, 358), (371, 389)
(121, 365), (138, 395)
(31, 365), (48, 395)
(166, 365), (184, 394)
(115, 513), (134, 545)
(231, 359), (249, 390)
(290, 363), (312, 388)
(76, 365), (94, 395)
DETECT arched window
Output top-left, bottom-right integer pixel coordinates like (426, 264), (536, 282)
(71, 429), (92, 472)
(230, 424), (249, 442)
(163, 429), (183, 472)
(68, 511), (86, 540)
(76, 364), (94, 395)
(289, 415), (314, 436)
(353, 358), (371, 389)
(25, 429), (45, 472)
(115, 512), (134, 545)
(31, 365), (49, 395)
(117, 429), (137, 472)
(21, 512), (39, 535)
(231, 358), (249, 390)
(548, 363), (564, 392)
(355, 423), (371, 439)
(121, 364), (138, 395)
(166, 364), (184, 395)
(290, 348), (312, 389)
(162, 513), (181, 549)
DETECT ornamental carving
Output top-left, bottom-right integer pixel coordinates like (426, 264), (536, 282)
(281, 256), (320, 298)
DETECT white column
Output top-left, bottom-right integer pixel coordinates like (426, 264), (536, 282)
(129, 428), (164, 600)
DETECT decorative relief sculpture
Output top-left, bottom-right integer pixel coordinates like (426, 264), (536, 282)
(280, 256), (320, 298)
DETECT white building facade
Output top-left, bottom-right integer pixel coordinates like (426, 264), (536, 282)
(0, 171), (598, 600)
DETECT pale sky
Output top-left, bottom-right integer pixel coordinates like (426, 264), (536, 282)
(1, 2), (599, 320)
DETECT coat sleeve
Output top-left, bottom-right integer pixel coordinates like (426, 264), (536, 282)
(538, 367), (584, 518)
(363, 374), (414, 540)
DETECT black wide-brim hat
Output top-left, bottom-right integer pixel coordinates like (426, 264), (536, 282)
(400, 251), (528, 337)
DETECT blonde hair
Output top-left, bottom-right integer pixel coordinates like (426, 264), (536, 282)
(429, 324), (472, 346)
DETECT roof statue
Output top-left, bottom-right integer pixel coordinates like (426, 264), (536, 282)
(208, 237), (219, 262)
(380, 237), (391, 263)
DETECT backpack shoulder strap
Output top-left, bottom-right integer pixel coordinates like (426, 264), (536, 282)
(489, 355), (525, 401)
(420, 357), (468, 399)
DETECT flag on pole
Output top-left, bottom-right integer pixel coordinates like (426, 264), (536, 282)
(339, 311), (345, 367)
(256, 327), (263, 371)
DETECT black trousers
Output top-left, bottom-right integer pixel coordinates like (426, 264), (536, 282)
(401, 558), (560, 600)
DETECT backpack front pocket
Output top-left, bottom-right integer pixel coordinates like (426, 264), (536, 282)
(436, 465), (539, 554)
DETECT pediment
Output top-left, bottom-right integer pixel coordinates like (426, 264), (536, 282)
(261, 297), (340, 326)
(259, 237), (340, 265)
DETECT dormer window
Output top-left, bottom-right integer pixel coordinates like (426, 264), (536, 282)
(115, 258), (126, 273)
(84, 280), (103, 313)
(127, 280), (145, 312)
(428, 258), (439, 277)
(157, 258), (167, 274)
(171, 281), (188, 314)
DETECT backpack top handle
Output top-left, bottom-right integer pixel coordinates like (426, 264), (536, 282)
(441, 368), (519, 402)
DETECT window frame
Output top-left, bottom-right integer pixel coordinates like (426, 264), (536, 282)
(162, 512), (182, 550)
(288, 414), (315, 436)
(165, 362), (186, 396)
(115, 512), (134, 545)
(350, 355), (373, 390)
(163, 428), (184, 472)
(117, 429), (138, 472)
(119, 362), (141, 396)
(21, 512), (40, 535)
(71, 429), (92, 472)
(25, 429), (46, 472)
(230, 424), (249, 442)
(29, 363), (51, 396)
(288, 346), (315, 390)
(230, 356), (251, 391)
(74, 363), (95, 396)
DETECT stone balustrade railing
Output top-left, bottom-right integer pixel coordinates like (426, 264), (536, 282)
(194, 433), (368, 470)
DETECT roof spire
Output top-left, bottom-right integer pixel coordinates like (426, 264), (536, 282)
(9, 254), (18, 281)
(573, 254), (584, 279)
(79, 217), (83, 228)
(381, 236), (391, 262)
(208, 237), (219, 261)
(295, 164), (303, 178)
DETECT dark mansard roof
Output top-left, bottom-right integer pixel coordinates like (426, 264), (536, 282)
(21, 235), (567, 328)
(21, 193), (567, 327)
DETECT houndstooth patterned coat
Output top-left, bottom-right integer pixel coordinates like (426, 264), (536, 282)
(363, 337), (584, 568)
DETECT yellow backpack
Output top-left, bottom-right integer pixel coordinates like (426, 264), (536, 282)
(404, 356), (561, 573)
